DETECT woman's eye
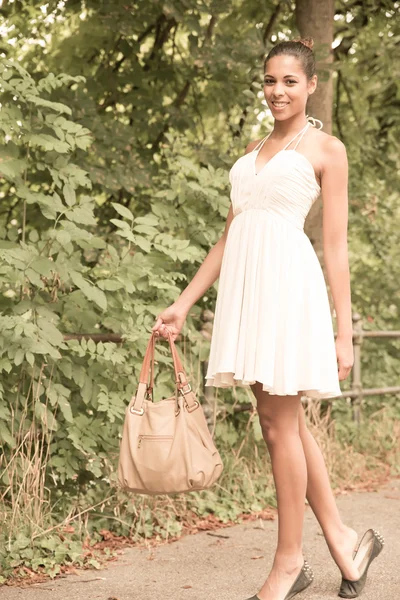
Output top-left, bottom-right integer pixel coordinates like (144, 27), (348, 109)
(263, 79), (297, 85)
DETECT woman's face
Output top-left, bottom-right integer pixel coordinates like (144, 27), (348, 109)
(263, 54), (317, 120)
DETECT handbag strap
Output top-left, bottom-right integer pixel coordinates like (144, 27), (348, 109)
(130, 330), (199, 415)
(138, 332), (156, 395)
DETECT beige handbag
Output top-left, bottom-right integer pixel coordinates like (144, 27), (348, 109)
(117, 329), (223, 495)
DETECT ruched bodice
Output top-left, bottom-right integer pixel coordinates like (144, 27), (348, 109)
(205, 117), (343, 400)
(229, 121), (321, 231)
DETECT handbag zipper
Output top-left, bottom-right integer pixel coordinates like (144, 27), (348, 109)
(137, 435), (173, 449)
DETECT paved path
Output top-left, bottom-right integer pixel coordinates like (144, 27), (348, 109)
(2, 479), (399, 600)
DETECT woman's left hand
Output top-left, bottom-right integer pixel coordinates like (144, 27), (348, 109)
(335, 335), (354, 381)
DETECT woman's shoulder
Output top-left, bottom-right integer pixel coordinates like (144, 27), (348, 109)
(308, 127), (347, 172)
(308, 128), (348, 179)
(312, 127), (346, 155)
(244, 139), (264, 154)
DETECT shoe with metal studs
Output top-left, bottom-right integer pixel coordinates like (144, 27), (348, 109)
(245, 560), (314, 600)
(338, 528), (384, 598)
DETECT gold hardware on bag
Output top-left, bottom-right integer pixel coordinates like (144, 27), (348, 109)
(130, 405), (144, 415)
(184, 399), (199, 412)
(179, 382), (192, 395)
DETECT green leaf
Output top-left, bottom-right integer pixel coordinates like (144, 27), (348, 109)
(97, 279), (124, 291)
(14, 348), (25, 366)
(26, 268), (45, 287)
(0, 156), (27, 179)
(134, 236), (151, 252)
(70, 271), (107, 311)
(25, 94), (72, 115)
(25, 351), (35, 366)
(81, 376), (93, 404)
(28, 133), (70, 153)
(65, 205), (97, 226)
(30, 257), (54, 277)
(0, 421), (14, 446)
(34, 401), (58, 431)
(135, 214), (159, 226)
(133, 224), (158, 236)
(90, 288), (107, 311)
(37, 317), (64, 346)
(0, 358), (12, 373)
(28, 229), (39, 242)
(110, 218), (131, 230)
(242, 89), (255, 98)
(111, 202), (134, 221)
(116, 230), (136, 242)
(58, 397), (73, 423)
(75, 129), (93, 150)
(56, 230), (71, 245)
(63, 183), (76, 207)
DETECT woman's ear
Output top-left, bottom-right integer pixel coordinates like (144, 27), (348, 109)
(308, 74), (318, 96)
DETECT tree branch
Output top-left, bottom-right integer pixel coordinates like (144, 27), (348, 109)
(150, 13), (218, 153)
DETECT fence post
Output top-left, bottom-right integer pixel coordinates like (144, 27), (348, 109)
(352, 312), (363, 425)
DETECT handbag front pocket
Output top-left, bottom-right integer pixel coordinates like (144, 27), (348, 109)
(136, 435), (175, 479)
(137, 435), (173, 449)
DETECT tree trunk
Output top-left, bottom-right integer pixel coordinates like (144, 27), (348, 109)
(296, 0), (335, 277)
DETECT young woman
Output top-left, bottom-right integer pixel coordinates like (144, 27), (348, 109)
(152, 39), (384, 600)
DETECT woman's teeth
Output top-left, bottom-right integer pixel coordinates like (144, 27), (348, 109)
(272, 102), (288, 107)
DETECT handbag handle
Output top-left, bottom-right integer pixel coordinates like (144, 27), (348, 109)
(130, 330), (199, 415)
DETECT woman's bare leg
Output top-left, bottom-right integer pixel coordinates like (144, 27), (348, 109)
(250, 382), (306, 600)
(298, 404), (360, 580)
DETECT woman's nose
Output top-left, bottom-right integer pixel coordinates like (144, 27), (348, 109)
(272, 85), (285, 96)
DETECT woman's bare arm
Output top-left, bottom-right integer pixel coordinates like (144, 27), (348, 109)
(321, 137), (354, 379)
(175, 204), (234, 314)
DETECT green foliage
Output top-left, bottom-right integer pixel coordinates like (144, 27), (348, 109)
(0, 532), (109, 583)
(0, 50), (233, 583)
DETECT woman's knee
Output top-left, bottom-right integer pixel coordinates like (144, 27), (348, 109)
(253, 388), (302, 446)
(258, 413), (300, 446)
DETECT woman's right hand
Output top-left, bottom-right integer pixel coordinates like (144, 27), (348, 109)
(151, 303), (188, 342)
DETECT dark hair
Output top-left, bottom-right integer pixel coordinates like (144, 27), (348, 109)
(264, 38), (316, 80)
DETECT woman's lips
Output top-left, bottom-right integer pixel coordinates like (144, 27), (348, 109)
(271, 101), (289, 111)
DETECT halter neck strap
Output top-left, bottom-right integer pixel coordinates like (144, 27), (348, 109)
(253, 121), (308, 155)
(306, 115), (323, 130)
(252, 115), (323, 155)
(291, 122), (311, 150)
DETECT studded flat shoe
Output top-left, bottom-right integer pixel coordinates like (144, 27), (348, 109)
(338, 528), (384, 598)
(245, 560), (314, 600)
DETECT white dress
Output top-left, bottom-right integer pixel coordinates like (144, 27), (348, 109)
(204, 118), (343, 399)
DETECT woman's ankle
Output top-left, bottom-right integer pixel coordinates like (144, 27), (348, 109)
(325, 523), (357, 547)
(273, 551), (304, 573)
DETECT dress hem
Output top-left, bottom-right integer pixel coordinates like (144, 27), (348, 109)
(205, 372), (343, 400)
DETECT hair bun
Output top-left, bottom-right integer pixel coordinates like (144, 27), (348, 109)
(293, 37), (314, 50)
